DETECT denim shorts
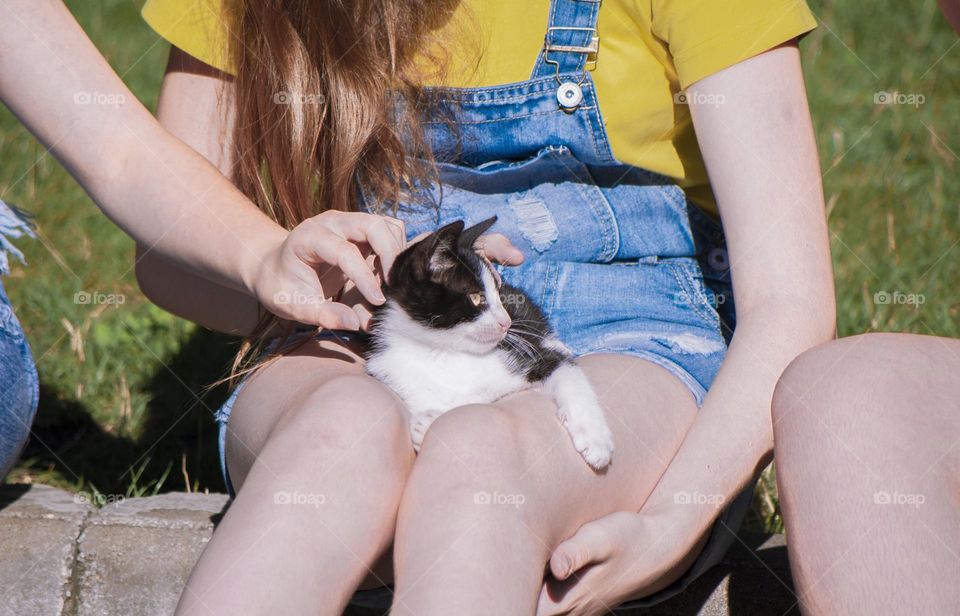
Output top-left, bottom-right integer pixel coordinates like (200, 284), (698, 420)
(0, 200), (39, 481)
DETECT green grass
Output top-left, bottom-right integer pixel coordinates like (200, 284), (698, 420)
(2, 0), (959, 531)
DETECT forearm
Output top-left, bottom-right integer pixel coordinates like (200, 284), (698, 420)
(0, 1), (284, 294)
(135, 244), (262, 336)
(126, 42), (271, 328)
(642, 301), (835, 526)
(116, 125), (284, 291)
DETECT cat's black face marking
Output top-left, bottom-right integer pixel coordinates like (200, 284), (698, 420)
(370, 215), (569, 381)
(385, 217), (499, 329)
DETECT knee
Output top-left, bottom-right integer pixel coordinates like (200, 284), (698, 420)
(268, 374), (412, 476)
(772, 340), (839, 429)
(771, 334), (929, 469)
(404, 404), (546, 517)
(773, 335), (895, 427)
(418, 404), (531, 477)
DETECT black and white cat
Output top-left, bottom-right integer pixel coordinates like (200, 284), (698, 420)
(364, 217), (614, 470)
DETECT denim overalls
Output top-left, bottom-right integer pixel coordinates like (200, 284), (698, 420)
(217, 0), (754, 608)
(385, 3), (731, 406)
(0, 200), (39, 481)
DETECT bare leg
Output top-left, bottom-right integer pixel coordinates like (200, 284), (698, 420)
(177, 340), (415, 616)
(773, 333), (960, 615)
(391, 354), (704, 615)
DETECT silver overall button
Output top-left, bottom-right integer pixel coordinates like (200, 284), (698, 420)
(557, 81), (583, 109)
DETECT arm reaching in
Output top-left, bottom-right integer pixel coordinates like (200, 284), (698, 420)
(134, 45), (523, 334)
(0, 1), (402, 330)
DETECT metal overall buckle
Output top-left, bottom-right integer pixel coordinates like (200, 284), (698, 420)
(543, 24), (600, 111)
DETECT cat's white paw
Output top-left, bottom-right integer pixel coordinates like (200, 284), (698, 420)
(546, 363), (614, 470)
(563, 412), (614, 470)
(410, 409), (444, 452)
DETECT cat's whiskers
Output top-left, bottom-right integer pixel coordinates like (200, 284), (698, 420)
(504, 331), (543, 361)
(502, 337), (537, 363)
(500, 332), (530, 357)
(507, 327), (549, 341)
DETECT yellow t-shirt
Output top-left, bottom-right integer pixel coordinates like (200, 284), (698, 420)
(142, 0), (817, 216)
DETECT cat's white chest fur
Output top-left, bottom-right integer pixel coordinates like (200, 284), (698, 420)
(365, 270), (613, 469)
(365, 336), (529, 416)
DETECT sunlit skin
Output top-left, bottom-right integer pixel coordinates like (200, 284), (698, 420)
(773, 334), (960, 615)
(155, 40), (835, 616)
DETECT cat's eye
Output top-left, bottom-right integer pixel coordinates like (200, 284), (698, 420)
(468, 292), (485, 306)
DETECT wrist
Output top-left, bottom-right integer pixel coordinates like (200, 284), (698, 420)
(643, 487), (731, 533)
(237, 224), (288, 298)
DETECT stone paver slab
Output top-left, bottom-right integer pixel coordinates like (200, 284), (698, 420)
(0, 484), (91, 616)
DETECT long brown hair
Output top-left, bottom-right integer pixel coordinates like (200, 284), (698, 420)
(223, 0), (462, 380)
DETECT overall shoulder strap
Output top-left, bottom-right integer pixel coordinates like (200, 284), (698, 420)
(530, 0), (602, 80)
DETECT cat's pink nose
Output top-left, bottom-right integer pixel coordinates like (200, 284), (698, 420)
(498, 317), (512, 331)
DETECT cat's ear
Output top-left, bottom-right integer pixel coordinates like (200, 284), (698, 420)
(427, 220), (464, 278)
(458, 216), (498, 251)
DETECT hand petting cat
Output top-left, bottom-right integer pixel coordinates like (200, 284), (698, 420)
(338, 222), (525, 331)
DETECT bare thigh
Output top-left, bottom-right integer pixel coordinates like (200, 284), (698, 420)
(223, 337), (396, 488)
(225, 337), (413, 587)
(773, 333), (960, 615)
(513, 354), (694, 517)
(476, 354), (703, 531)
(392, 353), (706, 613)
